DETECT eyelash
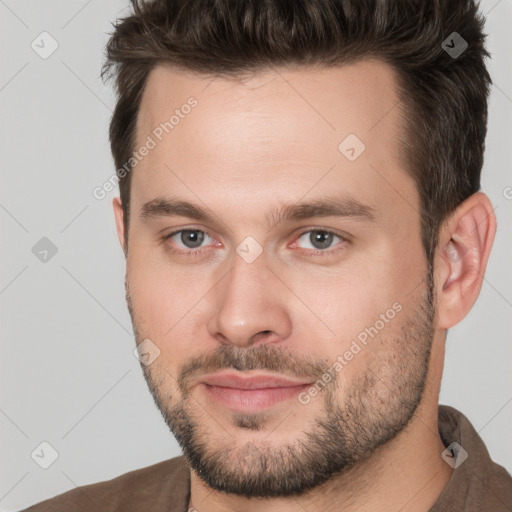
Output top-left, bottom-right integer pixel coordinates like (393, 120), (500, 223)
(162, 228), (349, 259)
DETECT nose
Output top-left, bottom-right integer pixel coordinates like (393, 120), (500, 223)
(207, 252), (292, 348)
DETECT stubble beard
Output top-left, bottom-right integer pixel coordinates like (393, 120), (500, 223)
(126, 272), (436, 498)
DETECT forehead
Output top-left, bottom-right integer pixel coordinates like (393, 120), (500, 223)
(132, 60), (415, 227)
(137, 60), (401, 150)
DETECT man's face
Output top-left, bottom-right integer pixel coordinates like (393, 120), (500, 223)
(120, 60), (437, 497)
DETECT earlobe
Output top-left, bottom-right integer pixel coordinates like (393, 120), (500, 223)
(112, 197), (126, 255)
(435, 192), (496, 329)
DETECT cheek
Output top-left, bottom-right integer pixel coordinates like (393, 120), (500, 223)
(286, 262), (396, 337)
(126, 248), (215, 368)
(126, 250), (183, 342)
(285, 247), (421, 368)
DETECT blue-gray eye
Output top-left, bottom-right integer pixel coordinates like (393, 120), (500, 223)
(297, 230), (341, 250)
(180, 230), (205, 248)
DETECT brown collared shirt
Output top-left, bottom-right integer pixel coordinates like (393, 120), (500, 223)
(22, 405), (512, 511)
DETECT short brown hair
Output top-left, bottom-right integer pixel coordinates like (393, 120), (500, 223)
(102, 0), (491, 263)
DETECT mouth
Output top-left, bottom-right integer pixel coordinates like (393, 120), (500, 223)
(199, 372), (313, 413)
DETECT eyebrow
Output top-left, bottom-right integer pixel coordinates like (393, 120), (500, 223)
(140, 195), (376, 228)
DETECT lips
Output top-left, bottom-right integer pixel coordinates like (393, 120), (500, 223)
(201, 372), (313, 390)
(199, 372), (314, 413)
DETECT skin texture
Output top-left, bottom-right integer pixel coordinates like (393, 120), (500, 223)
(113, 60), (496, 512)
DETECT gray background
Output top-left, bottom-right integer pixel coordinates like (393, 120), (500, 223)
(0, 0), (511, 510)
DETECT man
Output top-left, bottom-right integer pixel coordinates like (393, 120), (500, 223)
(23, 0), (512, 511)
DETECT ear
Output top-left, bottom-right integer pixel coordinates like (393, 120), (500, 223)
(112, 197), (127, 256)
(434, 192), (496, 329)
